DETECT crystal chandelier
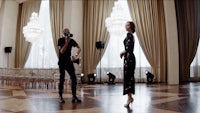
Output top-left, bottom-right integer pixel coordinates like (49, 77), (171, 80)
(23, 12), (43, 43)
(105, 1), (130, 35)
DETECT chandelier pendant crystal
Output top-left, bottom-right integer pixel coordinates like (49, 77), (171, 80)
(23, 12), (43, 43)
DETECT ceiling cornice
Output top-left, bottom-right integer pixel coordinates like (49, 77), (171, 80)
(15, 0), (28, 3)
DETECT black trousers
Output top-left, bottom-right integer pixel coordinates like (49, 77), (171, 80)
(59, 60), (77, 98)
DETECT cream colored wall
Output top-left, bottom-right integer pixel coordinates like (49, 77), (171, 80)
(163, 0), (179, 84)
(0, 0), (3, 45)
(0, 0), (19, 68)
(64, 0), (83, 73)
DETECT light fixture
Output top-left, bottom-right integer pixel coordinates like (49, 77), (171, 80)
(81, 73), (84, 77)
(105, 1), (130, 35)
(107, 72), (116, 84)
(23, 12), (43, 43)
(80, 73), (84, 83)
(96, 41), (105, 49)
(145, 71), (154, 84)
(88, 73), (96, 84)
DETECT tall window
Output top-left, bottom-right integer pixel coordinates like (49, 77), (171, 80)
(96, 0), (151, 82)
(25, 0), (58, 68)
(190, 38), (200, 80)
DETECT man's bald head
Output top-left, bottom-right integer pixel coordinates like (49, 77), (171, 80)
(63, 28), (70, 34)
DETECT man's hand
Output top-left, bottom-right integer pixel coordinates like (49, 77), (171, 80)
(76, 45), (81, 56)
(71, 56), (76, 62)
(60, 37), (70, 54)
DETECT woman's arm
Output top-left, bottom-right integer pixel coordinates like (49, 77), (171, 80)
(120, 50), (126, 59)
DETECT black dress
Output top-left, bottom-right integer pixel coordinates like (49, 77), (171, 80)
(123, 33), (136, 95)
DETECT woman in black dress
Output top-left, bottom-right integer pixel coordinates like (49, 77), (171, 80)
(120, 21), (136, 108)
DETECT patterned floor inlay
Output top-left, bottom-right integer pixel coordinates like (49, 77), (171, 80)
(0, 83), (199, 113)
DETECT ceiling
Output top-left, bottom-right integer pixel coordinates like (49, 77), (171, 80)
(15, 0), (27, 3)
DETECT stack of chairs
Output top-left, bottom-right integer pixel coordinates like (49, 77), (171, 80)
(0, 68), (59, 89)
(0, 68), (77, 89)
(0, 68), (6, 84)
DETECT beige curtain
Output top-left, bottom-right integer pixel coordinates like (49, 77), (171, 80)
(0, 0), (2, 9)
(49, 0), (64, 56)
(83, 0), (115, 77)
(128, 0), (167, 82)
(15, 0), (41, 68)
(175, 0), (200, 82)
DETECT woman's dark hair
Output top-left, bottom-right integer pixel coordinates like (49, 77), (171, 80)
(128, 21), (135, 33)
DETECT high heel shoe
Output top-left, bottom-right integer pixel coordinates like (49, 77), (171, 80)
(124, 98), (134, 108)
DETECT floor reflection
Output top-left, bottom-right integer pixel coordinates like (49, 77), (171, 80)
(0, 83), (199, 113)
